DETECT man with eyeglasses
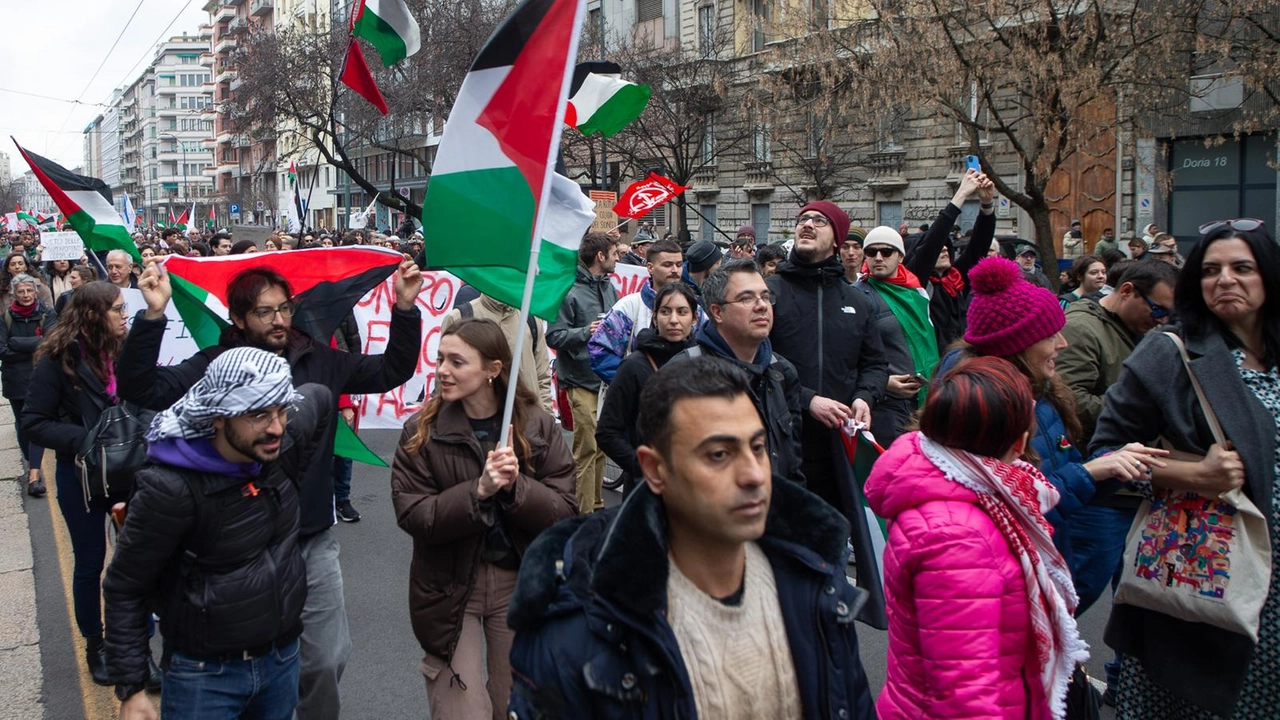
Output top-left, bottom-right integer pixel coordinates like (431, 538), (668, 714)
(766, 200), (887, 514)
(1055, 258), (1178, 703)
(671, 259), (806, 485)
(105, 347), (333, 720)
(117, 261), (424, 720)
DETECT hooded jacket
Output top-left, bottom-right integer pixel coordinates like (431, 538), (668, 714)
(595, 328), (693, 480)
(865, 434), (1051, 720)
(588, 278), (657, 384)
(389, 401), (577, 662)
(547, 264), (618, 392)
(103, 384), (332, 683)
(1057, 298), (1139, 442)
(670, 322), (806, 486)
(506, 479), (875, 720)
(114, 306), (421, 537)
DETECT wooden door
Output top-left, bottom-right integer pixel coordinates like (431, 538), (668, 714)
(1044, 98), (1118, 257)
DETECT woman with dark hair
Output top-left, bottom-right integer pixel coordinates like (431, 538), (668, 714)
(390, 318), (577, 719)
(43, 259), (74, 297)
(22, 281), (158, 689)
(0, 252), (52, 308)
(54, 264), (98, 315)
(1091, 219), (1280, 718)
(0, 273), (55, 495)
(1059, 254), (1107, 308)
(943, 257), (1165, 563)
(596, 281), (698, 495)
(868, 356), (1087, 719)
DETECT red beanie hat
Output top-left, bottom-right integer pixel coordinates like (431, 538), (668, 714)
(799, 200), (850, 246)
(964, 257), (1065, 357)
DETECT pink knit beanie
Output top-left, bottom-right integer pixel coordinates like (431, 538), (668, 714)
(964, 257), (1065, 357)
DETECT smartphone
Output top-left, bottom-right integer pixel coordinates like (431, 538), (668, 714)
(910, 372), (930, 387)
(964, 154), (982, 174)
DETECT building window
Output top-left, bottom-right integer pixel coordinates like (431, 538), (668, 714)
(751, 203), (770, 235)
(810, 0), (828, 29)
(751, 119), (771, 164)
(750, 0), (769, 52)
(699, 204), (717, 241)
(698, 4), (715, 56)
(700, 114), (717, 164)
(637, 0), (662, 22)
(878, 201), (902, 230)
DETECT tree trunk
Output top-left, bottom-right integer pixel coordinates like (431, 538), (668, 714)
(1028, 202), (1060, 291)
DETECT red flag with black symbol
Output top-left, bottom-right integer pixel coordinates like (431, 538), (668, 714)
(340, 38), (389, 115)
(612, 172), (689, 219)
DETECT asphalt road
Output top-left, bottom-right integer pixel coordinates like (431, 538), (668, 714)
(29, 429), (1118, 718)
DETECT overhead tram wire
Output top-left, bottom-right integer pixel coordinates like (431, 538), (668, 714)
(48, 0), (151, 145)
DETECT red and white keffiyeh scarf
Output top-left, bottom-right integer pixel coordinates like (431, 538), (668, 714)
(916, 432), (1087, 720)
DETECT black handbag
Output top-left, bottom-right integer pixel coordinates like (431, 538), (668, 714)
(75, 402), (155, 507)
(1065, 664), (1102, 720)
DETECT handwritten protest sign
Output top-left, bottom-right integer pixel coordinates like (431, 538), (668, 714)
(39, 231), (86, 262)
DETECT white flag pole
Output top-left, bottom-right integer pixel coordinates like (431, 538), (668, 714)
(498, 0), (587, 449)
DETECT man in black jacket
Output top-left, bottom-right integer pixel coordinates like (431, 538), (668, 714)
(117, 260), (423, 720)
(670, 259), (806, 486)
(766, 200), (888, 512)
(106, 348), (333, 720)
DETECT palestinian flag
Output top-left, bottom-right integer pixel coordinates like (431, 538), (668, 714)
(421, 0), (591, 321)
(160, 246), (406, 466)
(566, 65), (649, 138)
(352, 0), (421, 66)
(837, 423), (890, 630)
(207, 205), (216, 229)
(173, 208), (190, 231)
(13, 142), (140, 262)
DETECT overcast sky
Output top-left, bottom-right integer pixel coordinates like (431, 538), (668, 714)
(0, 0), (210, 178)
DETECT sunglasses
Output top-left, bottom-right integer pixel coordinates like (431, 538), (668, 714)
(864, 247), (898, 258)
(1198, 218), (1265, 236)
(1136, 290), (1171, 320)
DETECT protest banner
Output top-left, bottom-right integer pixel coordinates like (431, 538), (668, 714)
(39, 231), (86, 261)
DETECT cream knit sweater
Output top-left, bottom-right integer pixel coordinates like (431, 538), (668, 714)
(667, 542), (803, 720)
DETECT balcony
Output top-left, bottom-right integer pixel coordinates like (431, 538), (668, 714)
(225, 0), (246, 5)
(215, 4), (236, 21)
(690, 165), (718, 195)
(216, 64), (236, 83)
(213, 36), (238, 55)
(250, 0), (273, 17)
(229, 76), (243, 92)
(865, 150), (908, 191)
(229, 16), (249, 34)
(743, 161), (774, 192)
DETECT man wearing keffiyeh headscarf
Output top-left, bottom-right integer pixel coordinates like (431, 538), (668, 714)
(102, 348), (333, 720)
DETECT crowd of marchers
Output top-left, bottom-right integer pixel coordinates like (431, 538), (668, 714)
(4, 167), (1277, 720)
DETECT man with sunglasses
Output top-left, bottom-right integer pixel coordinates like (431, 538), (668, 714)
(766, 200), (887, 513)
(116, 261), (425, 720)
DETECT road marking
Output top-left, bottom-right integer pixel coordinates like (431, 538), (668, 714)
(45, 457), (115, 720)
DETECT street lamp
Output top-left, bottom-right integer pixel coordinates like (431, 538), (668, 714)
(159, 132), (187, 219)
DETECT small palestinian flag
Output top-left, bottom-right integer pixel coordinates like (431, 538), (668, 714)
(352, 0), (421, 66)
(421, 0), (594, 321)
(566, 63), (649, 138)
(12, 141), (140, 261)
(173, 208), (190, 231)
(838, 423), (890, 630)
(207, 205), (216, 229)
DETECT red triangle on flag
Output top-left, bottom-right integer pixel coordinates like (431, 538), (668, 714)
(341, 38), (389, 115)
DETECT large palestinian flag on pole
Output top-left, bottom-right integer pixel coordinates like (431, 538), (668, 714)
(160, 246), (407, 467)
(421, 0), (593, 321)
(12, 140), (140, 261)
(352, 0), (421, 66)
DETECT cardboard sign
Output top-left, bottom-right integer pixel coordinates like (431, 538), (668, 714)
(40, 231), (86, 262)
(589, 190), (619, 232)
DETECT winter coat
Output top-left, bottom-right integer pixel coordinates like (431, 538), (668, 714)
(1057, 298), (1139, 443)
(115, 307), (422, 537)
(669, 322), (807, 486)
(595, 328), (693, 480)
(506, 478), (876, 720)
(852, 280), (917, 448)
(547, 264), (618, 392)
(389, 401), (577, 662)
(0, 278), (53, 311)
(0, 302), (54, 399)
(903, 202), (997, 350)
(1091, 326), (1276, 716)
(103, 385), (332, 683)
(588, 278), (656, 384)
(23, 343), (117, 459)
(865, 433), (1051, 720)
(443, 295), (554, 413)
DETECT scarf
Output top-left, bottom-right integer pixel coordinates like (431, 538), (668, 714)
(929, 267), (965, 298)
(9, 301), (38, 319)
(916, 432), (1087, 720)
(148, 346), (301, 442)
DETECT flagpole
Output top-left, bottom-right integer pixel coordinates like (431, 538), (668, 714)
(497, 247), (541, 449)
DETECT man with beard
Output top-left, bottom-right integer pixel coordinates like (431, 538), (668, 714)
(589, 238), (687, 383)
(766, 201), (887, 514)
(105, 348), (332, 720)
(115, 261), (424, 720)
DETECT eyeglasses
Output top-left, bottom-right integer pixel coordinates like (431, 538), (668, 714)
(1198, 218), (1265, 236)
(795, 213), (831, 228)
(723, 292), (775, 308)
(242, 406), (290, 431)
(864, 247), (898, 258)
(110, 303), (129, 317)
(1136, 291), (1171, 320)
(249, 303), (295, 321)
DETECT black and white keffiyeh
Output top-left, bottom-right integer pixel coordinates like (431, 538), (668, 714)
(148, 346), (301, 442)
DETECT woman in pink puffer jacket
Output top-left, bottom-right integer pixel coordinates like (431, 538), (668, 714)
(865, 357), (1087, 720)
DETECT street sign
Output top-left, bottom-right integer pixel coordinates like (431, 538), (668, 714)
(589, 190), (618, 232)
(1137, 193), (1152, 218)
(230, 212), (241, 222)
(256, 201), (265, 211)
(997, 196), (1011, 218)
(229, 203), (240, 214)
(397, 187), (410, 198)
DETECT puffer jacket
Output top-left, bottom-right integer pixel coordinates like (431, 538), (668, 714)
(547, 264), (618, 391)
(103, 384), (333, 684)
(866, 432), (1051, 720)
(1030, 397), (1097, 562)
(389, 401), (577, 662)
(507, 478), (875, 720)
(0, 301), (54, 400)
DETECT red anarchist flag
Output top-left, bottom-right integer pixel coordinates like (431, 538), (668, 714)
(612, 172), (689, 219)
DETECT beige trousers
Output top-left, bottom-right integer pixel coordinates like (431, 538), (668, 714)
(567, 385), (606, 513)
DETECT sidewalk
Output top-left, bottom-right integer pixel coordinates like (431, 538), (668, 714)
(0, 397), (43, 719)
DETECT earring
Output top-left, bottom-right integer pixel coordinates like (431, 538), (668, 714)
(488, 376), (494, 385)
